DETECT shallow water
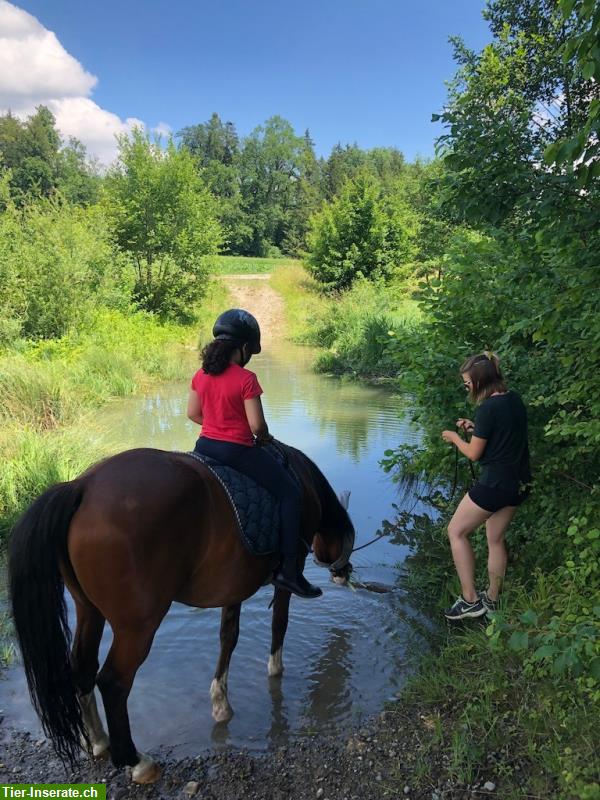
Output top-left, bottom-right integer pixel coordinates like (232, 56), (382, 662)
(0, 340), (429, 757)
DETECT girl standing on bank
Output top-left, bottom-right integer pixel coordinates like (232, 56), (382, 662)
(441, 352), (531, 620)
(187, 308), (322, 600)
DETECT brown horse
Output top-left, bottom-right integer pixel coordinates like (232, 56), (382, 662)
(8, 443), (355, 783)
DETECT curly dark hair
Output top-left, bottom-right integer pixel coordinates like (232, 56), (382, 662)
(201, 339), (241, 375)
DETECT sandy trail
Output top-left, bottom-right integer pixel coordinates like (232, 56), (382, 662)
(220, 274), (285, 341)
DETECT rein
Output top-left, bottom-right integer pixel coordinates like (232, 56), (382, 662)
(346, 434), (478, 558)
(447, 435), (476, 504)
(351, 532), (387, 554)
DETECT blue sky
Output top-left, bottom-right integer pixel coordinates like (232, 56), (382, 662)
(1, 0), (491, 163)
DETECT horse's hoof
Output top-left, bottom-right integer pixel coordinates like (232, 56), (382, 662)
(210, 677), (233, 722)
(268, 650), (284, 677)
(212, 703), (234, 723)
(91, 736), (110, 759)
(131, 752), (161, 784)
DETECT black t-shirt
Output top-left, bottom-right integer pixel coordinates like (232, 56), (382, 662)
(473, 391), (531, 493)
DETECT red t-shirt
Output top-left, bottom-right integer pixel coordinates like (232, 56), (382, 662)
(191, 364), (263, 447)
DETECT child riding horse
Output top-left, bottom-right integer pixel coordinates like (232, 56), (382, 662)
(188, 308), (321, 599)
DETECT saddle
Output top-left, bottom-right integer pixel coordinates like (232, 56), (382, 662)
(186, 443), (300, 556)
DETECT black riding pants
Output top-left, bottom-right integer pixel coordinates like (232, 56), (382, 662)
(194, 437), (301, 557)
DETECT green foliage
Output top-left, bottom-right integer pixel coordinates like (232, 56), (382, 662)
(103, 128), (222, 321)
(0, 197), (120, 342)
(544, 0), (600, 185)
(236, 116), (320, 257)
(307, 172), (418, 291)
(321, 143), (406, 199)
(0, 107), (99, 204)
(311, 279), (421, 376)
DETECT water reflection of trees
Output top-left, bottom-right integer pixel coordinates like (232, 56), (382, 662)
(299, 627), (353, 730)
(92, 386), (196, 451)
(256, 346), (410, 461)
(93, 343), (414, 462)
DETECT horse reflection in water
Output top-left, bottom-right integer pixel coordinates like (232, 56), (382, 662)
(8, 444), (354, 784)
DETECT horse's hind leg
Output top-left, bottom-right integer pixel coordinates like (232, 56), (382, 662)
(96, 625), (161, 784)
(268, 588), (291, 677)
(211, 603), (241, 723)
(71, 598), (110, 758)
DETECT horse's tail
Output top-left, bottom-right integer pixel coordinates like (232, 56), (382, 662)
(8, 480), (87, 764)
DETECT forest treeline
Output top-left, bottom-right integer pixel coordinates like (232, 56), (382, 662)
(0, 105), (433, 338)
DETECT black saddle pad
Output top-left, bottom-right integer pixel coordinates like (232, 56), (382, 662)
(187, 444), (298, 556)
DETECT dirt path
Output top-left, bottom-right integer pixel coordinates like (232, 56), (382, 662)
(220, 275), (285, 342)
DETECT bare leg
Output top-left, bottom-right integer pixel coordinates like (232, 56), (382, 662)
(447, 493), (491, 602)
(210, 604), (241, 723)
(268, 588), (291, 677)
(96, 625), (161, 784)
(70, 599), (109, 758)
(485, 506), (517, 600)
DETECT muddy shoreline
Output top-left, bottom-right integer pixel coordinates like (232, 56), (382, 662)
(1, 701), (509, 800)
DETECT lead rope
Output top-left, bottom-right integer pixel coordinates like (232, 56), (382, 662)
(354, 431), (478, 555)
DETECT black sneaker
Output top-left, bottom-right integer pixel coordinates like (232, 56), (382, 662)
(479, 591), (498, 614)
(444, 595), (486, 620)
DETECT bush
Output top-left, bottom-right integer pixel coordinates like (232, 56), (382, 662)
(103, 129), (222, 321)
(306, 172), (417, 291)
(0, 198), (119, 343)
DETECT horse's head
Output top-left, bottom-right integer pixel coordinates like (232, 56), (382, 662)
(312, 489), (355, 586)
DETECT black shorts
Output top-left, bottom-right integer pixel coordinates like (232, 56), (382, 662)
(468, 482), (529, 513)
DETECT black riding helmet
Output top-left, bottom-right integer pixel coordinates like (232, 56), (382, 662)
(213, 309), (261, 354)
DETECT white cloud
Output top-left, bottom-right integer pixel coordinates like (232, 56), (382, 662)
(153, 121), (172, 138)
(51, 97), (144, 164)
(0, 1), (164, 165)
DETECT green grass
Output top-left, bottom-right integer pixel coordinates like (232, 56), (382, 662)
(0, 278), (229, 546)
(212, 255), (301, 275)
(393, 593), (600, 799)
(270, 262), (329, 343)
(272, 262), (423, 378)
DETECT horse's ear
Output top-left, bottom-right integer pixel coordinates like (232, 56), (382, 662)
(338, 490), (350, 510)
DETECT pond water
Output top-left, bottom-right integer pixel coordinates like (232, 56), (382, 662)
(0, 339), (429, 757)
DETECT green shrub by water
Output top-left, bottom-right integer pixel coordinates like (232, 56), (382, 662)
(272, 264), (422, 376)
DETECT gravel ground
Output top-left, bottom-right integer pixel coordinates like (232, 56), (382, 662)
(0, 703), (511, 800)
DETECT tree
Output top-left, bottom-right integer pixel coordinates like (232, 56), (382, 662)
(544, 0), (600, 185)
(321, 144), (367, 199)
(415, 0), (600, 488)
(179, 112), (239, 167)
(306, 171), (415, 291)
(56, 138), (101, 205)
(0, 107), (99, 205)
(178, 113), (251, 254)
(103, 129), (222, 321)
(237, 116), (316, 256)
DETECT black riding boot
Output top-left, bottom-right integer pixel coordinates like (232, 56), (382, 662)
(273, 556), (322, 599)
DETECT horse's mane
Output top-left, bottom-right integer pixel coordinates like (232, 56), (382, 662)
(282, 442), (354, 534)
